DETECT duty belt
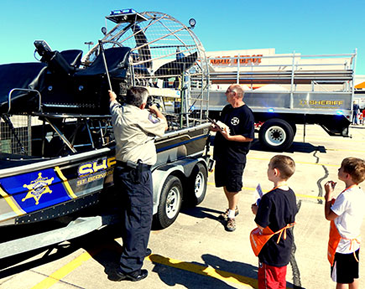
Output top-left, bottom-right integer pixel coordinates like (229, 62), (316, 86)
(116, 160), (151, 171)
(116, 160), (151, 184)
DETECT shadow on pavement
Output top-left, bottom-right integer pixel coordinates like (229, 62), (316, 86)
(180, 206), (237, 231)
(149, 253), (301, 289)
(0, 243), (79, 279)
(210, 136), (326, 154)
(150, 253), (256, 288)
(0, 224), (122, 280)
(250, 140), (326, 154)
(180, 206), (222, 221)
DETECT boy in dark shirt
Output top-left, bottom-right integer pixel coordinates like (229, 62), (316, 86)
(251, 155), (297, 289)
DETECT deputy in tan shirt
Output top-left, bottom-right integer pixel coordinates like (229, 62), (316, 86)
(109, 87), (166, 282)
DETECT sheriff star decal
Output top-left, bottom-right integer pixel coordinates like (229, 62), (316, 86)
(22, 173), (54, 205)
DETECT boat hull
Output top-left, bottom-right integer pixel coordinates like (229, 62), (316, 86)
(0, 123), (210, 226)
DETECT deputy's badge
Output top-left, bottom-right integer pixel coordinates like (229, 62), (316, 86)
(22, 173), (54, 205)
(231, 117), (240, 125)
(148, 113), (160, 124)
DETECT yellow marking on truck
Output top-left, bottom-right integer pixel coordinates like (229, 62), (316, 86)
(54, 166), (77, 199)
(0, 187), (24, 215)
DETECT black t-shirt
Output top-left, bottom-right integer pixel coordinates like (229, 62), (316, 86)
(213, 104), (254, 164)
(254, 188), (297, 267)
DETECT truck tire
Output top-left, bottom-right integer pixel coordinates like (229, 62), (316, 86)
(185, 163), (207, 206)
(290, 123), (297, 136)
(153, 175), (183, 229)
(259, 119), (295, 151)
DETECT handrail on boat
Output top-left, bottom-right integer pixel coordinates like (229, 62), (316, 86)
(8, 88), (42, 113)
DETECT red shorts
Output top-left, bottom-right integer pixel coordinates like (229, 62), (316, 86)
(258, 262), (287, 289)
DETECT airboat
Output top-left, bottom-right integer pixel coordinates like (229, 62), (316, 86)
(0, 9), (211, 229)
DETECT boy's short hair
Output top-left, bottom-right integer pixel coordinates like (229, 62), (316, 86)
(270, 155), (296, 180)
(341, 157), (365, 184)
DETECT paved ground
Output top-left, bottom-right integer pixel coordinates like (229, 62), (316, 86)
(1, 124), (365, 289)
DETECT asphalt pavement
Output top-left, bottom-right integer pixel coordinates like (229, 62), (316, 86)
(1, 124), (365, 289)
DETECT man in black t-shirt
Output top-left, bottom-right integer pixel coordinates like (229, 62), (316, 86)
(211, 84), (254, 232)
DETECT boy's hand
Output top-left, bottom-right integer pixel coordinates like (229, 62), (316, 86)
(251, 203), (258, 215)
(324, 181), (336, 202)
(324, 181), (339, 221)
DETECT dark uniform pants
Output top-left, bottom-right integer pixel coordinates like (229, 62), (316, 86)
(114, 164), (153, 274)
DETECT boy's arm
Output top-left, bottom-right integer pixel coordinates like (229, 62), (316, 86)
(252, 203), (268, 230)
(325, 201), (339, 220)
(324, 181), (339, 221)
(255, 223), (265, 230)
(251, 204), (258, 215)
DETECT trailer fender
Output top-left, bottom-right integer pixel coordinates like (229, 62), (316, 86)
(184, 162), (208, 206)
(151, 158), (205, 214)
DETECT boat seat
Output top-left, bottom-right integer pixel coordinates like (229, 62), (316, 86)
(34, 40), (76, 76)
(0, 62), (46, 113)
(60, 49), (83, 68)
(75, 47), (131, 77)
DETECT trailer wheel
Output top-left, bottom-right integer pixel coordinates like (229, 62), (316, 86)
(186, 163), (207, 206)
(259, 119), (294, 151)
(153, 175), (183, 229)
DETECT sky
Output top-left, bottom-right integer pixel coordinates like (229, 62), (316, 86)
(1, 0), (365, 74)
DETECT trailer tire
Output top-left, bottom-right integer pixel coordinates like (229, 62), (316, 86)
(185, 163), (207, 206)
(259, 119), (294, 151)
(153, 175), (183, 229)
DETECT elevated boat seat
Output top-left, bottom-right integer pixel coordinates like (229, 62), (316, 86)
(34, 40), (77, 76)
(60, 49), (83, 68)
(34, 41), (130, 79)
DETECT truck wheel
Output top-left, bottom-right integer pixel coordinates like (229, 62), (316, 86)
(290, 123), (297, 136)
(153, 175), (183, 229)
(186, 163), (207, 206)
(259, 119), (294, 151)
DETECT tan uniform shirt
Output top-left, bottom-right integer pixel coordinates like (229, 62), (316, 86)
(110, 101), (166, 165)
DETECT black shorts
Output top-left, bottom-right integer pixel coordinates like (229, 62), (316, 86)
(214, 160), (246, 192)
(331, 249), (360, 284)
